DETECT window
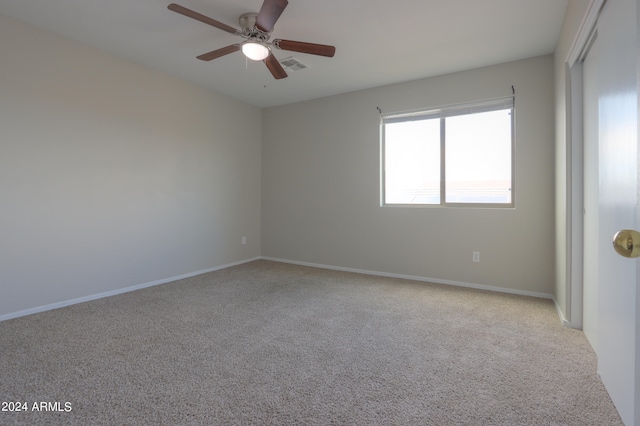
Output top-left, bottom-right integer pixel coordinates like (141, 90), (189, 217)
(381, 97), (514, 207)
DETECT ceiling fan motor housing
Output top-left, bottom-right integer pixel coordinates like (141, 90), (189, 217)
(239, 13), (258, 31)
(239, 12), (269, 42)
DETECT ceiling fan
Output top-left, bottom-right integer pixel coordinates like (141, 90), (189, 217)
(168, 0), (336, 80)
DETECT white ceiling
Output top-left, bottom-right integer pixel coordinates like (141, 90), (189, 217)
(0, 0), (569, 108)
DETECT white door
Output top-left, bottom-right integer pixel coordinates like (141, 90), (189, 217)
(585, 0), (639, 424)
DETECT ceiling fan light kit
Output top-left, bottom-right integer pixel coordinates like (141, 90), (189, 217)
(242, 42), (270, 61)
(167, 0), (335, 79)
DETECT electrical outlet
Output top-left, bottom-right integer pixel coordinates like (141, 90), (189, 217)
(242, 236), (247, 245)
(473, 251), (480, 262)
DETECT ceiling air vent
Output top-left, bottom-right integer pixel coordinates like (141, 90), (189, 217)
(279, 57), (308, 72)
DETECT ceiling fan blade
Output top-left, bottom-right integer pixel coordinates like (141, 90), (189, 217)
(264, 54), (288, 79)
(168, 3), (240, 35)
(274, 39), (336, 57)
(255, 0), (288, 33)
(197, 45), (241, 61)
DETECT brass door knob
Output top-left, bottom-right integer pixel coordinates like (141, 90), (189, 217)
(612, 229), (640, 258)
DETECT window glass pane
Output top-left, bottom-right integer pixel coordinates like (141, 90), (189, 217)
(385, 119), (440, 204)
(445, 109), (512, 203)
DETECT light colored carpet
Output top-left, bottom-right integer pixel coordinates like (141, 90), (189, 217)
(0, 260), (622, 425)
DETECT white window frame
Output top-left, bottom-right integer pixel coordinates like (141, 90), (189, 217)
(380, 96), (515, 208)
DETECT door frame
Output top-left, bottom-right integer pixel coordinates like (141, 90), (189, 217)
(564, 0), (606, 329)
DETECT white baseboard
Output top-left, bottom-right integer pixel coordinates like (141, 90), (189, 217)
(553, 296), (570, 326)
(2, 256), (560, 323)
(0, 257), (261, 322)
(261, 257), (555, 301)
(553, 298), (582, 329)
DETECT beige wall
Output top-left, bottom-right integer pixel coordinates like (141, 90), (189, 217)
(0, 14), (262, 318)
(554, 0), (591, 323)
(1, 8), (572, 319)
(262, 55), (555, 295)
